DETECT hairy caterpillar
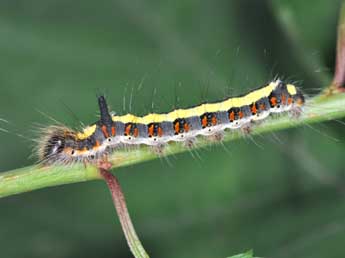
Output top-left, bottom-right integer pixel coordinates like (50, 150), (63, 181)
(37, 80), (304, 165)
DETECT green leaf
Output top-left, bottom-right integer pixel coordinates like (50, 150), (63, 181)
(227, 250), (254, 258)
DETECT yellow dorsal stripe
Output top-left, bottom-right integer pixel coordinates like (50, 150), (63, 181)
(112, 81), (281, 124)
(76, 124), (97, 140)
(287, 84), (297, 95)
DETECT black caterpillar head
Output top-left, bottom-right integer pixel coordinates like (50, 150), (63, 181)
(37, 126), (74, 164)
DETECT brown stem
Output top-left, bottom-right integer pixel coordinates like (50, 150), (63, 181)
(99, 163), (149, 258)
(332, 2), (345, 92)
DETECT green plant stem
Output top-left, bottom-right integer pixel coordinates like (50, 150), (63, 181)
(0, 93), (345, 199)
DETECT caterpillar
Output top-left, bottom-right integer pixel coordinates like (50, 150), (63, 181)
(37, 79), (304, 165)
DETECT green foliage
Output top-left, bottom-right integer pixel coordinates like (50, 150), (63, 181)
(227, 250), (254, 258)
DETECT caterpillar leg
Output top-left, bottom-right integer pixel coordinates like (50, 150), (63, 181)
(241, 123), (253, 135)
(183, 137), (197, 149)
(289, 106), (303, 119)
(206, 131), (224, 142)
(83, 159), (89, 169)
(150, 143), (166, 156)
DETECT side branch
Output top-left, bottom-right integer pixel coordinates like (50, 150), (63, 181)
(332, 2), (345, 91)
(100, 166), (149, 258)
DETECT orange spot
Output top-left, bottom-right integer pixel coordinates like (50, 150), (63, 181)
(157, 126), (163, 137)
(201, 116), (208, 128)
(270, 97), (277, 107)
(101, 125), (109, 138)
(124, 124), (132, 136)
(281, 94), (286, 104)
(148, 124), (154, 137)
(174, 122), (180, 134)
(229, 111), (235, 121)
(76, 148), (89, 155)
(287, 97), (293, 105)
(296, 98), (304, 106)
(259, 103), (266, 110)
(77, 147), (88, 154)
(93, 140), (100, 149)
(111, 126), (116, 136)
(184, 123), (190, 132)
(238, 111), (244, 119)
(63, 147), (73, 154)
(211, 116), (217, 126)
(133, 127), (139, 137)
(251, 103), (257, 114)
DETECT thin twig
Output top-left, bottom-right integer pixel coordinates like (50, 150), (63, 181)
(332, 1), (345, 91)
(99, 163), (149, 258)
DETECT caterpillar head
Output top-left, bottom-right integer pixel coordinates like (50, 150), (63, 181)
(37, 126), (75, 164)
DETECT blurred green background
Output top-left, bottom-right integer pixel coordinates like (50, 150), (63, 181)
(1, 1), (345, 257)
